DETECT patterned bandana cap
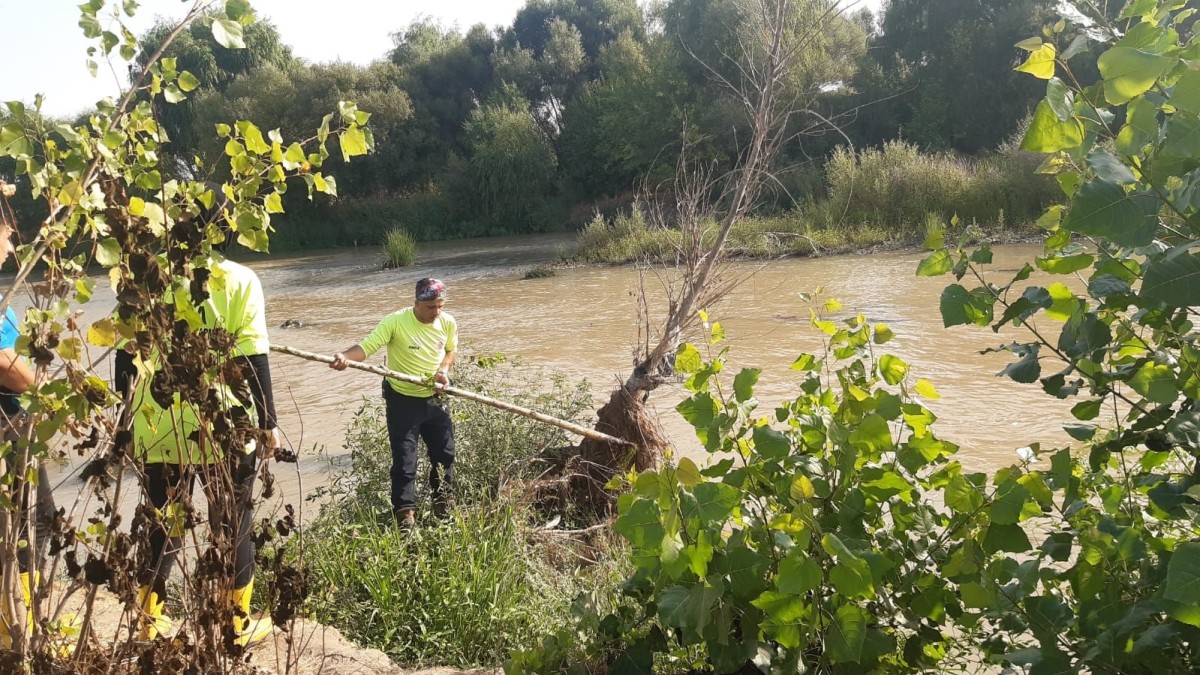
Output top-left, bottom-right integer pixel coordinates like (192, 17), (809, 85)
(415, 277), (447, 301)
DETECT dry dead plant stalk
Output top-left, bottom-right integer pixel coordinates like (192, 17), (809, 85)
(577, 0), (857, 506)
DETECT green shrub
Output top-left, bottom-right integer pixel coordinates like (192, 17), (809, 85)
(522, 265), (556, 279)
(381, 228), (416, 269)
(300, 357), (618, 667)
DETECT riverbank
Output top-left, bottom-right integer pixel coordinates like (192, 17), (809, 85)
(568, 207), (1044, 266)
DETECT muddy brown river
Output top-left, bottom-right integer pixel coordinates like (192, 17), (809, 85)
(48, 234), (1078, 518)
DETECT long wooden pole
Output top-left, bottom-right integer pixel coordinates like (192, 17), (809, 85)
(270, 344), (632, 448)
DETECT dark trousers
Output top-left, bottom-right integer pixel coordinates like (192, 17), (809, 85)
(140, 452), (257, 597)
(15, 463), (55, 574)
(382, 381), (455, 512)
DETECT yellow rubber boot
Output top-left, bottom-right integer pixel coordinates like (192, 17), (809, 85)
(230, 578), (273, 647)
(0, 572), (34, 649)
(136, 586), (173, 640)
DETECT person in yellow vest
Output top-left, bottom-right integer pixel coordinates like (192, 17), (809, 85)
(330, 278), (457, 528)
(114, 186), (278, 645)
(0, 186), (58, 649)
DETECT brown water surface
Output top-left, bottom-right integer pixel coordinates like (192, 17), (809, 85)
(50, 234), (1077, 515)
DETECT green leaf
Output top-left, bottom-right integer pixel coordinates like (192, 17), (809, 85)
(211, 17), (246, 49)
(1035, 253), (1094, 274)
(1071, 399), (1102, 420)
(878, 354), (908, 385)
(693, 483), (740, 523)
(917, 248), (952, 276)
(733, 368), (760, 402)
(960, 582), (993, 609)
(1062, 181), (1159, 247)
(751, 591), (806, 649)
(1015, 43), (1056, 79)
(849, 414), (893, 455)
(982, 523), (1033, 553)
(1165, 113), (1200, 158)
(1142, 252), (1200, 306)
(1165, 541), (1200, 605)
(752, 425), (790, 460)
(676, 392), (716, 433)
(95, 238), (121, 267)
(177, 71), (200, 92)
(658, 583), (721, 633)
(1129, 362), (1178, 404)
(675, 343), (702, 374)
(1046, 77), (1074, 120)
(1086, 151), (1136, 185)
(940, 284), (994, 328)
(613, 498), (665, 550)
(1021, 100), (1084, 152)
(1116, 96), (1159, 155)
(1000, 343), (1041, 384)
(1098, 47), (1174, 104)
(340, 124), (370, 160)
(777, 554), (821, 595)
(710, 321), (725, 344)
(830, 557), (874, 600)
(1174, 69), (1200, 115)
(825, 604), (868, 663)
(990, 482), (1031, 525)
(1057, 310), (1111, 359)
(946, 475), (984, 513)
(915, 379), (940, 399)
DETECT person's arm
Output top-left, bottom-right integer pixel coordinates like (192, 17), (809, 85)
(330, 345), (367, 370)
(0, 347), (34, 393)
(433, 350), (456, 389)
(238, 353), (277, 430)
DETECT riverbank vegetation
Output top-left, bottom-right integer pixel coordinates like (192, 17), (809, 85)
(381, 228), (417, 268)
(299, 359), (624, 668)
(574, 140), (1056, 264)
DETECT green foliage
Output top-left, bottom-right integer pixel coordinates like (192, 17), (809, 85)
(0, 0), (370, 666)
(303, 357), (615, 667)
(303, 497), (621, 668)
(818, 140), (1057, 235)
(509, 309), (990, 673)
(381, 228), (416, 268)
(916, 2), (1200, 671)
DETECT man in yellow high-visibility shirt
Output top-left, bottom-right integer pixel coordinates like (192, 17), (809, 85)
(330, 278), (458, 527)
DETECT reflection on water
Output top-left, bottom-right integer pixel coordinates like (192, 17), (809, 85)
(48, 234), (1078, 517)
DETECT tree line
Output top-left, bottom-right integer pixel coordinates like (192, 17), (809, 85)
(4, 0), (1120, 249)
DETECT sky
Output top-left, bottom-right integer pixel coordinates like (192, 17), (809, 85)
(0, 0), (882, 119)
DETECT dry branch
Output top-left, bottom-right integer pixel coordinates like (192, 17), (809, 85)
(270, 344), (632, 448)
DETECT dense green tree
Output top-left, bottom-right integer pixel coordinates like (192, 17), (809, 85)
(134, 13), (296, 158)
(462, 86), (559, 229)
(852, 0), (1058, 152)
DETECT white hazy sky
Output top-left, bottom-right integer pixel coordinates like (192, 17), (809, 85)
(0, 0), (882, 118)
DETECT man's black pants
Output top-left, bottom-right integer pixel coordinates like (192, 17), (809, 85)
(382, 381), (455, 512)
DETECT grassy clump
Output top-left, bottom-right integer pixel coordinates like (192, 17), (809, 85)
(381, 228), (417, 269)
(300, 358), (621, 668)
(571, 141), (1054, 264)
(522, 265), (556, 279)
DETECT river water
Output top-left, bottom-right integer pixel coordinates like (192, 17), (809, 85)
(48, 234), (1078, 517)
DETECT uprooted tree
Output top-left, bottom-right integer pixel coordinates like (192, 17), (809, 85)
(0, 0), (370, 669)
(576, 0), (867, 503)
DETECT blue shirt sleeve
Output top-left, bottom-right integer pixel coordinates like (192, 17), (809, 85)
(0, 305), (18, 350)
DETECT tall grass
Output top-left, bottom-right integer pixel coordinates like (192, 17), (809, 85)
(299, 358), (622, 668)
(382, 228), (416, 269)
(571, 141), (1057, 264)
(816, 139), (1056, 235)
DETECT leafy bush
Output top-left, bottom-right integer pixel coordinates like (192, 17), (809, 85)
(381, 228), (416, 269)
(910, 1), (1200, 672)
(510, 308), (988, 673)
